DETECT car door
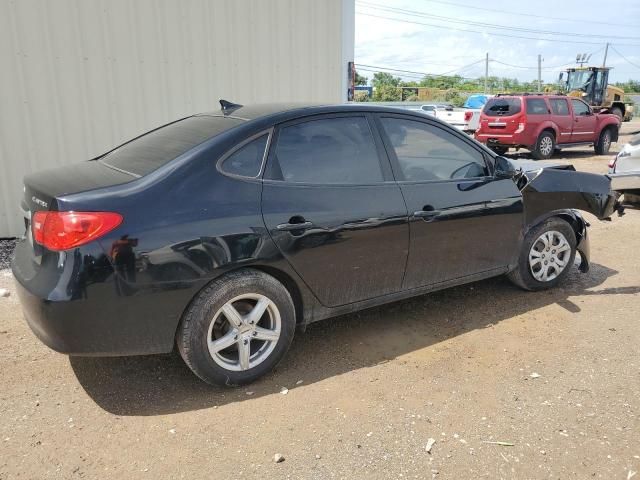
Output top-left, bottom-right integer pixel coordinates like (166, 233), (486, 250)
(570, 98), (597, 143)
(549, 98), (573, 144)
(376, 114), (524, 290)
(261, 114), (409, 307)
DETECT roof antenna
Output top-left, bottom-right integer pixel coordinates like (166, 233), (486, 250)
(219, 99), (243, 115)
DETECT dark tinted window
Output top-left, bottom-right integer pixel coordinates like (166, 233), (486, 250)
(483, 98), (522, 117)
(526, 98), (549, 115)
(550, 99), (570, 116)
(380, 118), (487, 181)
(220, 134), (268, 177)
(571, 99), (591, 116)
(100, 116), (242, 176)
(274, 117), (382, 184)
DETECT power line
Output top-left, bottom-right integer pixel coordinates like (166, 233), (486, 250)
(357, 12), (640, 47)
(355, 63), (483, 80)
(610, 46), (640, 70)
(490, 59), (576, 71)
(381, 0), (638, 29)
(357, 2), (640, 41)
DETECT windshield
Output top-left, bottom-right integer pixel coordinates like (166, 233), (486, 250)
(566, 70), (594, 92)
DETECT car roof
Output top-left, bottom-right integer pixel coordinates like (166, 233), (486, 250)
(197, 102), (440, 126)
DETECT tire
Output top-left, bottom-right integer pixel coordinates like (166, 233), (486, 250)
(491, 146), (508, 155)
(532, 131), (555, 160)
(611, 107), (623, 122)
(507, 217), (577, 291)
(594, 127), (613, 155)
(177, 269), (296, 386)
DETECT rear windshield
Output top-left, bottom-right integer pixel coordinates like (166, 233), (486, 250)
(483, 98), (522, 117)
(100, 116), (243, 176)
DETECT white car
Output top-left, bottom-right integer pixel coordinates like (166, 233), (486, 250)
(609, 133), (640, 204)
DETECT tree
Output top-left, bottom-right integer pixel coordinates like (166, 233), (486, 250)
(372, 85), (402, 102)
(372, 72), (402, 88)
(354, 71), (368, 86)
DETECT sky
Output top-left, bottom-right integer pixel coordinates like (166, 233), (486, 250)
(355, 0), (640, 85)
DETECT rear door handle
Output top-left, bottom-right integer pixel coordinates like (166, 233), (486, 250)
(276, 221), (314, 231)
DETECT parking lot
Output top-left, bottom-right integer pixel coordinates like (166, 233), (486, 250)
(1, 122), (639, 480)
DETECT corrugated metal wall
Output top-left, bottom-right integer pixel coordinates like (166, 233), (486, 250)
(0, 0), (354, 236)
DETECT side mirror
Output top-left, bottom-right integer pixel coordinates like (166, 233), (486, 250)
(558, 72), (564, 82)
(494, 156), (517, 179)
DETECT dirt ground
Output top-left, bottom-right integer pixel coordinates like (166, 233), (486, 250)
(1, 122), (639, 480)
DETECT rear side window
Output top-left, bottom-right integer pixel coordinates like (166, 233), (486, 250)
(220, 134), (268, 177)
(100, 116), (242, 176)
(483, 98), (521, 117)
(526, 98), (549, 115)
(272, 117), (383, 184)
(550, 99), (570, 116)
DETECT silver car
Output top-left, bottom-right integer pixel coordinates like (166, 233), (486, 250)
(609, 133), (640, 204)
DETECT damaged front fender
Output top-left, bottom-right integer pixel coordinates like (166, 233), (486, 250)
(519, 167), (620, 225)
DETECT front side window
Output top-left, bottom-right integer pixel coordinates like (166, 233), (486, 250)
(571, 99), (591, 116)
(220, 134), (268, 177)
(550, 99), (570, 116)
(526, 98), (549, 115)
(380, 118), (487, 181)
(273, 117), (383, 184)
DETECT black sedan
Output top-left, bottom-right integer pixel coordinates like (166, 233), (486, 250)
(12, 101), (620, 386)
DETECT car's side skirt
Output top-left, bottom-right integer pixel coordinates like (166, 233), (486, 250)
(306, 266), (509, 324)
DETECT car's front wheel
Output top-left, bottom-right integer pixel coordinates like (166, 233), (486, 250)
(507, 217), (577, 291)
(177, 269), (296, 386)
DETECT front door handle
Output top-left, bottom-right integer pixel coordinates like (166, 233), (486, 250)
(276, 220), (314, 231)
(413, 210), (440, 219)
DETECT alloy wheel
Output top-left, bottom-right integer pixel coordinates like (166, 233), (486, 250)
(539, 136), (553, 157)
(528, 230), (571, 282)
(207, 293), (281, 372)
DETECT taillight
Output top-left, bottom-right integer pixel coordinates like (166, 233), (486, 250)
(32, 211), (122, 251)
(464, 111), (473, 122)
(514, 116), (526, 133)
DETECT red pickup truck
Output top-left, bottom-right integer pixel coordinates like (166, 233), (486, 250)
(475, 94), (620, 159)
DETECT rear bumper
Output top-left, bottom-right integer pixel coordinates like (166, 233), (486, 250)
(11, 239), (192, 356)
(475, 132), (529, 148)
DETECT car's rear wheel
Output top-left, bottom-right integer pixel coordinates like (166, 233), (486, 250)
(177, 269), (296, 386)
(532, 131), (555, 160)
(594, 127), (613, 155)
(507, 217), (577, 291)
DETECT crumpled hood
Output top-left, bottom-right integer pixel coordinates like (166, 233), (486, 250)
(508, 159), (575, 173)
(518, 163), (619, 222)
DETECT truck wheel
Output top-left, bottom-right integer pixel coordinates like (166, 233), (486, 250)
(177, 269), (296, 386)
(532, 131), (555, 160)
(594, 128), (612, 155)
(507, 217), (577, 291)
(611, 107), (623, 122)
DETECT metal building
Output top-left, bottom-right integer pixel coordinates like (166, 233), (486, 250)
(0, 0), (355, 236)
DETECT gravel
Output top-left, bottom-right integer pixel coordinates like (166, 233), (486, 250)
(0, 238), (17, 270)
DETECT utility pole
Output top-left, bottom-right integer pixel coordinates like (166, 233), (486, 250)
(537, 54), (542, 93)
(484, 52), (489, 93)
(603, 42), (609, 67)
